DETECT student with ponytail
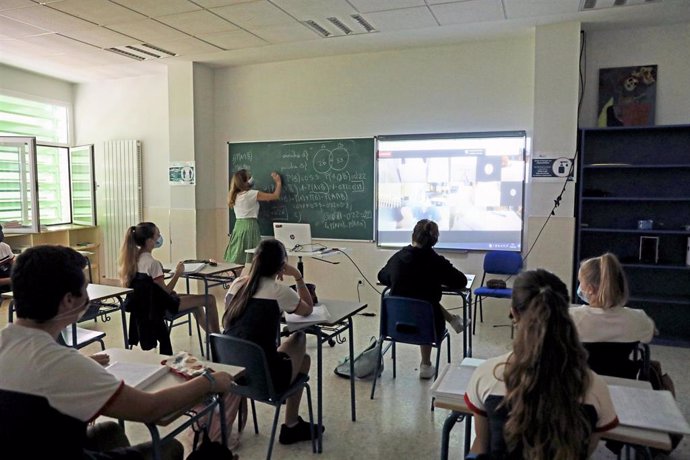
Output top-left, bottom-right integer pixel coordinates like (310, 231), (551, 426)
(118, 222), (220, 339)
(223, 238), (324, 445)
(573, 252), (656, 343)
(464, 269), (618, 459)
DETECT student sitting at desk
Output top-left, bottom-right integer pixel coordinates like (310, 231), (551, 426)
(223, 238), (325, 445)
(378, 219), (467, 379)
(572, 252), (656, 343)
(0, 245), (235, 460)
(119, 222), (221, 350)
(224, 169), (282, 266)
(464, 269), (619, 459)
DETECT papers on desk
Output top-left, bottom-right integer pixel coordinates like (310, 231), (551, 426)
(285, 305), (331, 323)
(106, 361), (168, 389)
(183, 263), (205, 274)
(609, 386), (690, 435)
(430, 358), (483, 402)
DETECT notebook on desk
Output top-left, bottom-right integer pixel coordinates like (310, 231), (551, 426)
(430, 358), (483, 403)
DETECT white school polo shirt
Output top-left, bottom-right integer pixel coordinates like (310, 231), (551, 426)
(233, 190), (260, 219)
(226, 276), (300, 314)
(569, 305), (655, 343)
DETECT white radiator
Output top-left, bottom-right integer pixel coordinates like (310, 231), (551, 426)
(100, 140), (142, 280)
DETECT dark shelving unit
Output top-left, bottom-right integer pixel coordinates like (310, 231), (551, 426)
(574, 125), (690, 344)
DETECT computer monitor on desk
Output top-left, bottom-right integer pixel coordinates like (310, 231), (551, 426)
(273, 223), (316, 252)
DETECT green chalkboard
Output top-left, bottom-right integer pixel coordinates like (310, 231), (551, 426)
(228, 138), (375, 240)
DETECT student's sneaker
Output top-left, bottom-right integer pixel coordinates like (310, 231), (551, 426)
(419, 363), (436, 380)
(278, 416), (325, 445)
(449, 314), (466, 334)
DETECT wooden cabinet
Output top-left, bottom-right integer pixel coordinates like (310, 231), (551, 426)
(5, 225), (101, 282)
(575, 125), (690, 344)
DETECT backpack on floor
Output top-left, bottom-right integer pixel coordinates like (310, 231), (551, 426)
(334, 336), (383, 380)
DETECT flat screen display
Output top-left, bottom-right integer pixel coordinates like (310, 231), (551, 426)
(376, 132), (526, 251)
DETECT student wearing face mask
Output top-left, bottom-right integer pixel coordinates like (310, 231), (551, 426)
(0, 245), (234, 460)
(0, 224), (15, 293)
(224, 169), (282, 266)
(119, 222), (220, 354)
(571, 252), (656, 344)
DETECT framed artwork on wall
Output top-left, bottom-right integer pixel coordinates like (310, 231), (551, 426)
(597, 65), (657, 127)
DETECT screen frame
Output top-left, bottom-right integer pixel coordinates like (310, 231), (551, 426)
(375, 130), (526, 252)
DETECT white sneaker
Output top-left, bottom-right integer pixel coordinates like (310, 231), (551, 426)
(449, 314), (465, 334)
(419, 363), (436, 380)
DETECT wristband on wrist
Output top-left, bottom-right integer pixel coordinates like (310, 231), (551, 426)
(201, 369), (216, 393)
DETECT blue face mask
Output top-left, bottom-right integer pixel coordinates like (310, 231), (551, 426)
(576, 284), (589, 304)
(154, 235), (164, 249)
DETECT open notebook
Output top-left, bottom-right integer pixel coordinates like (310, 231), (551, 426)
(183, 263), (206, 274)
(106, 361), (168, 389)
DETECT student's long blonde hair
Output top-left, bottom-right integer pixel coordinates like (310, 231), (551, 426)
(118, 222), (156, 287)
(502, 269), (592, 460)
(579, 252), (628, 309)
(228, 169), (251, 208)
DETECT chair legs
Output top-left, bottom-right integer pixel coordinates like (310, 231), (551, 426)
(267, 403), (282, 460)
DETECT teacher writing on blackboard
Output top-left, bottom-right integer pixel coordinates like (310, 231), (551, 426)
(224, 169), (282, 266)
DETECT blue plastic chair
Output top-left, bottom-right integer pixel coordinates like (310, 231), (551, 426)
(473, 251), (523, 337)
(370, 289), (451, 406)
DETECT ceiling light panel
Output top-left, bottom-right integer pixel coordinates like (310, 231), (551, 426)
(111, 0), (202, 17)
(347, 0), (425, 14)
(156, 10), (238, 35)
(49, 0), (146, 26)
(430, 0), (505, 26)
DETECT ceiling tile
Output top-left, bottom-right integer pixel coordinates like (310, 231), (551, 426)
(271, 0), (357, 19)
(364, 6), (437, 32)
(107, 19), (189, 43)
(430, 0), (505, 26)
(157, 10), (238, 35)
(61, 25), (137, 48)
(0, 0), (36, 12)
(193, 0), (256, 7)
(212, 1), (296, 28)
(154, 35), (222, 56)
(0, 37), (56, 58)
(503, 0), (579, 19)
(49, 0), (147, 25)
(347, 0), (425, 14)
(197, 29), (266, 49)
(0, 14), (51, 37)
(22, 32), (102, 55)
(251, 22), (319, 43)
(0, 4), (96, 32)
(110, 0), (201, 17)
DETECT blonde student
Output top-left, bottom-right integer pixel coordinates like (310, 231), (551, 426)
(464, 269), (618, 459)
(572, 252), (656, 343)
(224, 169), (282, 265)
(119, 222), (221, 336)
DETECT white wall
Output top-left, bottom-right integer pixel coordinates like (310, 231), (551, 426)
(580, 22), (690, 127)
(212, 36), (536, 308)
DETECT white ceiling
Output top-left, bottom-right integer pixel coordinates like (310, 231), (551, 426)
(1, 0), (689, 83)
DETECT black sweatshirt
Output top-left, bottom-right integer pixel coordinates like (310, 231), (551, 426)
(377, 245), (467, 306)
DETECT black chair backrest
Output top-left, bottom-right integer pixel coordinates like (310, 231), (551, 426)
(582, 341), (641, 379)
(380, 294), (440, 345)
(0, 389), (86, 458)
(210, 333), (277, 402)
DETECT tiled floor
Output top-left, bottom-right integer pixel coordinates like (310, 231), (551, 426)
(3, 293), (688, 459)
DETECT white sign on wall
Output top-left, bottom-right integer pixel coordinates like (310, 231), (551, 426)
(169, 161), (195, 186)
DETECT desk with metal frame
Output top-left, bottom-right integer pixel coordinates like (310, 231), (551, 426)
(442, 273), (475, 359)
(434, 360), (675, 460)
(103, 348), (244, 460)
(285, 298), (367, 453)
(165, 262), (242, 357)
(3, 283), (133, 348)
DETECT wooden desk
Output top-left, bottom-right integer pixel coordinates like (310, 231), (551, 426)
(3, 283), (133, 348)
(286, 299), (367, 453)
(164, 262), (243, 357)
(433, 361), (675, 460)
(103, 348), (244, 460)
